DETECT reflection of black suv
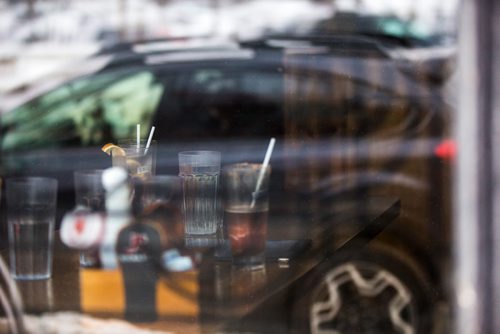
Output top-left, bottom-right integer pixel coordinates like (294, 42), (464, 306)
(0, 35), (453, 333)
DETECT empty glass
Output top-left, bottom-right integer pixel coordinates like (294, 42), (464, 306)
(179, 151), (221, 235)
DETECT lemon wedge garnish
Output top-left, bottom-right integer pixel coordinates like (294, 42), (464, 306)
(101, 143), (126, 157)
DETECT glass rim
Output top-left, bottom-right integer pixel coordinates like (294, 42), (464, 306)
(117, 139), (158, 152)
(6, 176), (58, 186)
(178, 150), (221, 170)
(178, 150), (221, 157)
(223, 162), (271, 173)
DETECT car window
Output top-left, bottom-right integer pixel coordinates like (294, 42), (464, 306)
(1, 70), (164, 152)
(155, 66), (283, 141)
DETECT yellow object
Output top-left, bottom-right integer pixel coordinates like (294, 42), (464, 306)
(101, 143), (126, 156)
(80, 268), (199, 319)
(80, 269), (125, 314)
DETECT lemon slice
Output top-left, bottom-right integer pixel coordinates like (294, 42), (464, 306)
(101, 143), (125, 157)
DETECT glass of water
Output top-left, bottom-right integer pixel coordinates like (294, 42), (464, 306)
(179, 151), (221, 235)
(6, 177), (58, 280)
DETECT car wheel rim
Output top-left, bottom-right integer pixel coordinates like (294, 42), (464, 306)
(310, 262), (416, 334)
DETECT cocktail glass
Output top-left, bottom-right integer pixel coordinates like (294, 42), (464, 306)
(113, 139), (157, 180)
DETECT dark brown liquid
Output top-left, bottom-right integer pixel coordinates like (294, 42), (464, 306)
(225, 208), (268, 258)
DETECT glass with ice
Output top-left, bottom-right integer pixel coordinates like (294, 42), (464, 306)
(113, 139), (157, 180)
(7, 177), (58, 280)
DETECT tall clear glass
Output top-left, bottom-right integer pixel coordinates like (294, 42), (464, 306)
(179, 151), (221, 235)
(7, 177), (58, 280)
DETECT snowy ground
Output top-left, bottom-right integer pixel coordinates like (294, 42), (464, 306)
(0, 0), (334, 94)
(0, 0), (456, 97)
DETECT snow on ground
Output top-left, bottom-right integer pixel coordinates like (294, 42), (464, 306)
(0, 0), (456, 96)
(0, 0), (334, 95)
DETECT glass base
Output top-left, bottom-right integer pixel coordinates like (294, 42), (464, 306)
(185, 234), (221, 248)
(12, 273), (51, 280)
(232, 254), (265, 270)
(184, 228), (218, 236)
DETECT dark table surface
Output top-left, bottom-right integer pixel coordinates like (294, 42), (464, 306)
(8, 196), (400, 333)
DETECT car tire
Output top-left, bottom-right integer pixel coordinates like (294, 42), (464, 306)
(290, 243), (436, 334)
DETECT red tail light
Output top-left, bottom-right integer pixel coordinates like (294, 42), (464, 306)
(434, 139), (457, 161)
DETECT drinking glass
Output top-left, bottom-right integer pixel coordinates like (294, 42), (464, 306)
(113, 139), (157, 180)
(74, 170), (106, 211)
(179, 151), (221, 235)
(223, 163), (271, 269)
(7, 177), (58, 280)
(74, 169), (106, 267)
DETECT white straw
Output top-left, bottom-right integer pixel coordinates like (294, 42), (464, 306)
(144, 126), (156, 154)
(136, 124), (141, 153)
(251, 137), (276, 208)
